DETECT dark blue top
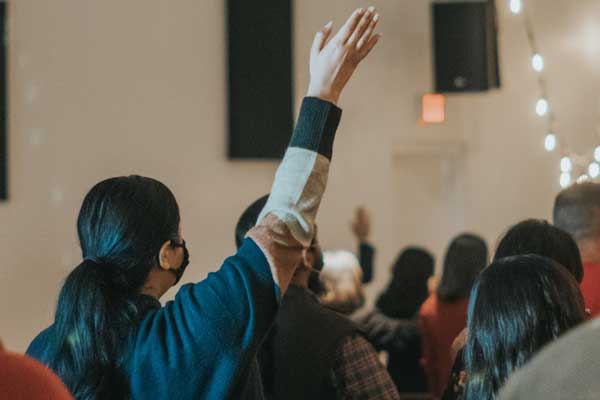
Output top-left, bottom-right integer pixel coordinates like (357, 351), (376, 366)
(27, 238), (278, 400)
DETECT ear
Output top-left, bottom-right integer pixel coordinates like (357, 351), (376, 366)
(301, 248), (313, 269)
(158, 240), (177, 271)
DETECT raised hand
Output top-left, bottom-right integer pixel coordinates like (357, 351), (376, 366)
(352, 206), (371, 242)
(307, 7), (381, 105)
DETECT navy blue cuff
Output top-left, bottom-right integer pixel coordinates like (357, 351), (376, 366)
(288, 97), (342, 160)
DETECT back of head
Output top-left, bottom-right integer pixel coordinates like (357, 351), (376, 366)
(0, 350), (73, 399)
(235, 195), (269, 249)
(47, 176), (180, 399)
(495, 219), (583, 283)
(392, 247), (435, 283)
(465, 255), (586, 400)
(437, 233), (488, 303)
(553, 182), (600, 242)
(319, 250), (364, 314)
(376, 246), (434, 319)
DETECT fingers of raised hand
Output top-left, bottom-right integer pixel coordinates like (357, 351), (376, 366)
(360, 33), (381, 58)
(347, 7), (376, 47)
(321, 21), (334, 50)
(337, 8), (366, 45)
(357, 12), (379, 51)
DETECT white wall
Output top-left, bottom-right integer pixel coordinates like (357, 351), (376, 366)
(1, 0), (597, 352)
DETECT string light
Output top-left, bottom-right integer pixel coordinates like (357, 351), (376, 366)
(544, 133), (556, 152)
(577, 175), (590, 184)
(560, 172), (571, 188)
(536, 98), (549, 116)
(510, 0), (522, 14)
(560, 156), (572, 172)
(589, 162), (600, 179)
(511, 1), (600, 186)
(532, 53), (544, 72)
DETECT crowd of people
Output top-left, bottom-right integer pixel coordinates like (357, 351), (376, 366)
(2, 6), (600, 400)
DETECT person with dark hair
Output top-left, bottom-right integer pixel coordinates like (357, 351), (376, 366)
(495, 219), (583, 283)
(464, 255), (586, 400)
(419, 233), (488, 399)
(442, 219), (585, 400)
(353, 247), (434, 394)
(553, 182), (600, 315)
(377, 247), (435, 319)
(25, 9), (382, 400)
(236, 198), (400, 399)
(0, 340), (73, 399)
(236, 195), (270, 250)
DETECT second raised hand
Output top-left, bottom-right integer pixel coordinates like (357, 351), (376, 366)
(307, 7), (381, 106)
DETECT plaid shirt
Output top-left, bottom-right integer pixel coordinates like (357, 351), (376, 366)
(331, 334), (401, 399)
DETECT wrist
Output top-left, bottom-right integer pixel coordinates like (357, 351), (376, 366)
(306, 85), (340, 106)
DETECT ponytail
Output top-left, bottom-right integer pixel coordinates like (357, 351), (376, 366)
(47, 260), (137, 399)
(37, 175), (181, 400)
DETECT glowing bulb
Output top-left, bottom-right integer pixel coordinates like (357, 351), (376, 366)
(577, 175), (590, 184)
(532, 53), (544, 72)
(544, 133), (556, 152)
(560, 172), (571, 188)
(510, 0), (522, 14)
(560, 156), (572, 173)
(595, 146), (600, 162)
(589, 163), (600, 178)
(536, 98), (549, 116)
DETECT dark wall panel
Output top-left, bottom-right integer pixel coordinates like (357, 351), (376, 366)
(227, 0), (294, 159)
(0, 3), (6, 200)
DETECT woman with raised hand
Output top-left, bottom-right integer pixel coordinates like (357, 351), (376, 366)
(25, 8), (381, 400)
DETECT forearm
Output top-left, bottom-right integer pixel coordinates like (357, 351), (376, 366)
(248, 97), (341, 295)
(359, 242), (374, 283)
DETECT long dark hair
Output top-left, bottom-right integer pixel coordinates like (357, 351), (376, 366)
(436, 233), (488, 302)
(464, 255), (586, 400)
(494, 219), (584, 283)
(43, 176), (180, 399)
(376, 247), (434, 319)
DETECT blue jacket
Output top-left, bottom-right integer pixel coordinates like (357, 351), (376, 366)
(27, 239), (277, 399)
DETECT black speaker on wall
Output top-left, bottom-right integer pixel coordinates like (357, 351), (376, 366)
(227, 0), (294, 159)
(0, 2), (7, 200)
(432, 0), (500, 93)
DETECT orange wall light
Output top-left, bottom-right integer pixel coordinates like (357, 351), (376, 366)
(422, 93), (446, 124)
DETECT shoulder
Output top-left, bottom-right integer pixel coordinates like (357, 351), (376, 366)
(26, 325), (55, 362)
(286, 286), (358, 328)
(0, 351), (73, 399)
(318, 304), (363, 339)
(499, 318), (600, 400)
(419, 294), (438, 316)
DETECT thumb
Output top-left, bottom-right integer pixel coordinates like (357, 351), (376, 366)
(311, 30), (324, 60)
(311, 21), (333, 59)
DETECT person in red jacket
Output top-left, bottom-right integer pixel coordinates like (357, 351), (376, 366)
(554, 182), (600, 317)
(419, 233), (487, 399)
(0, 340), (73, 399)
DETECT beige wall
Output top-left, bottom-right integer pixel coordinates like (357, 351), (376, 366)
(1, 0), (597, 352)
